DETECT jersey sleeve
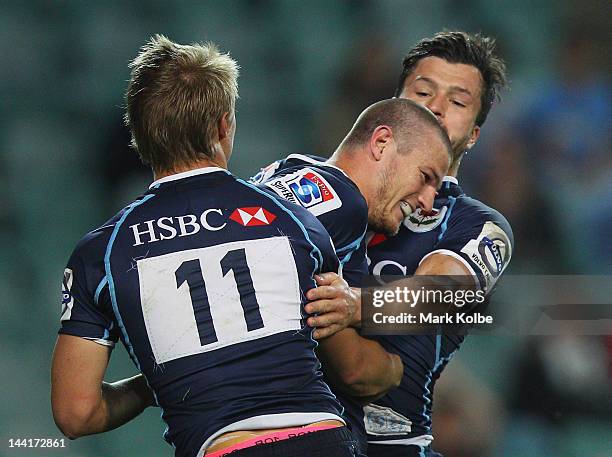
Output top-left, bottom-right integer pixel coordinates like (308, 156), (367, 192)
(58, 228), (119, 347)
(292, 206), (341, 276)
(423, 200), (514, 292)
(260, 166), (368, 286)
(337, 232), (368, 286)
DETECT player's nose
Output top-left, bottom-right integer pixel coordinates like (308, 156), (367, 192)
(426, 94), (446, 120)
(416, 186), (436, 213)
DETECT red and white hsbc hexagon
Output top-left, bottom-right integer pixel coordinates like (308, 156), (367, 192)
(229, 207), (277, 226)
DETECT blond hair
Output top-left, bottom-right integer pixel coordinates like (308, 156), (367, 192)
(125, 34), (239, 173)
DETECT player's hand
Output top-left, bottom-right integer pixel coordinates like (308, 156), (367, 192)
(305, 272), (360, 339)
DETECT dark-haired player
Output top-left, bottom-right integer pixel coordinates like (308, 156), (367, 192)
(363, 31), (515, 457)
(51, 35), (368, 457)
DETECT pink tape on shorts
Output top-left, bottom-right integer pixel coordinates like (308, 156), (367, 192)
(205, 423), (341, 457)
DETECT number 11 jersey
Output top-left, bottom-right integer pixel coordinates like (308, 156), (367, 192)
(58, 167), (345, 457)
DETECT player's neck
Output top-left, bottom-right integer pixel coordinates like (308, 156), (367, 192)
(153, 157), (228, 181)
(327, 152), (376, 206)
(447, 153), (464, 178)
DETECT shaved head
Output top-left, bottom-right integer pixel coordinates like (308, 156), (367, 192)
(341, 98), (451, 157)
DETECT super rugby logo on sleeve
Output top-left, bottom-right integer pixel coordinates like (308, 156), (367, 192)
(265, 168), (342, 216)
(460, 221), (512, 291)
(60, 268), (74, 321)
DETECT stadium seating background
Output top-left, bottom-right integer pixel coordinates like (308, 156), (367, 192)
(1, 1), (609, 456)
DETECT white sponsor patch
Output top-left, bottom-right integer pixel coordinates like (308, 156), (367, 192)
(363, 403), (412, 435)
(460, 221), (512, 291)
(60, 268), (74, 322)
(265, 168), (342, 216)
(138, 237), (302, 364)
(403, 206), (447, 233)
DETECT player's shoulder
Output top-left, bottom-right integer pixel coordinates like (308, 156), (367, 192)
(442, 194), (514, 291)
(69, 196), (150, 261)
(452, 195), (513, 241)
(70, 214), (122, 259)
(249, 153), (326, 184)
(234, 182), (335, 252)
(252, 183), (325, 224)
(260, 159), (366, 219)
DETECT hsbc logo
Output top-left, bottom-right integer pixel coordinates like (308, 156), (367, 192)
(129, 207), (279, 246)
(130, 209), (227, 246)
(229, 207), (277, 226)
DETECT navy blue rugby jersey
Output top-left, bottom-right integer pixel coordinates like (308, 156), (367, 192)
(250, 154), (368, 287)
(364, 177), (514, 448)
(58, 167), (346, 457)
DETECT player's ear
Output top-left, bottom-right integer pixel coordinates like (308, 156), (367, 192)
(466, 125), (480, 150)
(370, 125), (393, 161)
(218, 112), (231, 141)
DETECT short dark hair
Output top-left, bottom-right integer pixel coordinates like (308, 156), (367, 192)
(125, 35), (239, 174)
(395, 31), (508, 126)
(342, 98), (452, 156)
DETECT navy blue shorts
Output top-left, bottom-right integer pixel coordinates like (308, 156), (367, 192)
(222, 426), (358, 457)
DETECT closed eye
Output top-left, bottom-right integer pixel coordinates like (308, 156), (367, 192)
(451, 100), (466, 107)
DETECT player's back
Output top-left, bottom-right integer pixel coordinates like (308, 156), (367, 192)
(64, 168), (344, 457)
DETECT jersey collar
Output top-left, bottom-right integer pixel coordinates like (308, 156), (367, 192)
(438, 176), (464, 198)
(286, 153), (351, 180)
(149, 166), (228, 189)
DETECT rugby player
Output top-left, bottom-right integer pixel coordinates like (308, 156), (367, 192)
(361, 31), (515, 457)
(251, 98), (453, 454)
(50, 35), (379, 457)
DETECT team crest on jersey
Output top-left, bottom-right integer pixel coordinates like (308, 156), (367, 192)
(265, 168), (342, 216)
(461, 221), (512, 291)
(403, 206), (447, 233)
(229, 207), (277, 226)
(60, 268), (74, 322)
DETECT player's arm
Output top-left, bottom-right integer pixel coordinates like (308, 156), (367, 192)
(417, 206), (514, 291)
(51, 334), (155, 439)
(305, 270), (403, 399)
(300, 213), (402, 400)
(316, 328), (403, 401)
(415, 251), (475, 277)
